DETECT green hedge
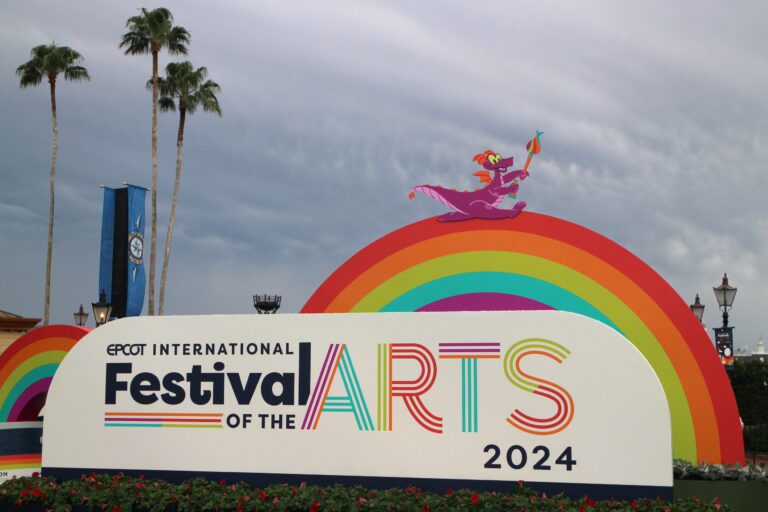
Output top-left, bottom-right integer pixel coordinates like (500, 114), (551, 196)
(673, 459), (767, 481)
(0, 473), (729, 511)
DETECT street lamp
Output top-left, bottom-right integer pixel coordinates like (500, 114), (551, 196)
(73, 304), (89, 327)
(690, 294), (705, 323)
(92, 289), (112, 327)
(253, 294), (281, 314)
(713, 273), (737, 328)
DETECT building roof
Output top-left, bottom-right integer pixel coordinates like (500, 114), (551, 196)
(0, 309), (41, 331)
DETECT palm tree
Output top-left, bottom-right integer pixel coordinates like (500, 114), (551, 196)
(154, 62), (221, 315)
(120, 7), (189, 316)
(16, 44), (90, 326)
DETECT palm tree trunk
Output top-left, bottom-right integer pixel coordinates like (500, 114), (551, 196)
(148, 48), (159, 316)
(43, 77), (58, 326)
(159, 108), (185, 315)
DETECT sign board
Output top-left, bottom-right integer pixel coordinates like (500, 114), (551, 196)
(43, 312), (671, 499)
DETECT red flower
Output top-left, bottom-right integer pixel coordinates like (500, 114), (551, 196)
(422, 506), (430, 512)
(357, 497), (367, 506)
(369, 491), (377, 498)
(470, 492), (480, 504)
(258, 490), (268, 501)
(112, 506), (122, 512)
(16, 499), (23, 507)
(219, 479), (226, 485)
(31, 472), (40, 478)
(584, 496), (596, 508)
(32, 488), (41, 497)
(20, 490), (30, 498)
(630, 500), (638, 510)
(446, 489), (454, 495)
(273, 496), (280, 504)
(714, 497), (722, 511)
(300, 481), (307, 488)
(309, 500), (320, 512)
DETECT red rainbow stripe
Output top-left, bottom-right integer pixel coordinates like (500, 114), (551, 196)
(301, 212), (744, 464)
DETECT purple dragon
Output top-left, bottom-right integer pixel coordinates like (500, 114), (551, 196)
(409, 149), (529, 222)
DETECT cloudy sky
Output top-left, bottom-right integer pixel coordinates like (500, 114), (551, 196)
(1, 1), (766, 350)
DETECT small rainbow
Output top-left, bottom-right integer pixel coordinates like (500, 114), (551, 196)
(0, 453), (41, 471)
(302, 212), (744, 464)
(104, 412), (223, 428)
(0, 325), (88, 422)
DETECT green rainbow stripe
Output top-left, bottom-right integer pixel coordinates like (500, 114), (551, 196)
(377, 344), (390, 431)
(461, 358), (479, 433)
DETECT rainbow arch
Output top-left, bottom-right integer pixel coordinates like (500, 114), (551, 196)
(302, 212), (744, 464)
(0, 325), (88, 422)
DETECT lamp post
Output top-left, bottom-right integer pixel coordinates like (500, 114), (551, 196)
(92, 289), (112, 327)
(713, 273), (737, 328)
(73, 304), (89, 327)
(690, 294), (705, 324)
(253, 294), (281, 314)
(712, 274), (737, 373)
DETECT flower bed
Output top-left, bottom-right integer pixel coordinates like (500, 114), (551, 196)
(0, 473), (729, 512)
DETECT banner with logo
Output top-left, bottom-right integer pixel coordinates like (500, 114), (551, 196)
(713, 327), (735, 371)
(98, 185), (146, 318)
(43, 312), (672, 499)
(124, 185), (146, 317)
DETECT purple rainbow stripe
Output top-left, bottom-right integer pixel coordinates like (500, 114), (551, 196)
(439, 342), (501, 359)
(7, 377), (52, 422)
(104, 417), (220, 423)
(440, 349), (499, 353)
(417, 293), (553, 312)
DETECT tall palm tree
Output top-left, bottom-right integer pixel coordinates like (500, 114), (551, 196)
(16, 44), (90, 325)
(120, 7), (189, 316)
(154, 62), (221, 315)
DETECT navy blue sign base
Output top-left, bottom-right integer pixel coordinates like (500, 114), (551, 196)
(43, 467), (672, 502)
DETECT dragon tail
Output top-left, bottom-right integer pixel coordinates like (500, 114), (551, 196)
(409, 185), (458, 211)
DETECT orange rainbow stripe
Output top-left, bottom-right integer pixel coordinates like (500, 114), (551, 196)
(301, 212), (744, 464)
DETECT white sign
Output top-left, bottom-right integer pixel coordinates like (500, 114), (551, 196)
(43, 312), (671, 498)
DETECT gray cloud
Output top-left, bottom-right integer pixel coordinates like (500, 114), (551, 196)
(1, 0), (767, 351)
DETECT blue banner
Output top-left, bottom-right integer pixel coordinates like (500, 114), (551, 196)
(98, 187), (116, 302)
(125, 185), (146, 317)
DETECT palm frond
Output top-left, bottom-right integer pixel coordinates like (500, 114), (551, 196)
(166, 26), (190, 55)
(16, 62), (44, 87)
(64, 65), (90, 82)
(120, 30), (151, 55)
(158, 96), (177, 112)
